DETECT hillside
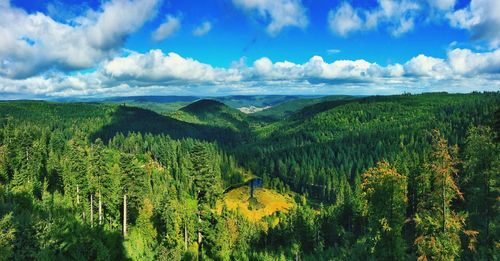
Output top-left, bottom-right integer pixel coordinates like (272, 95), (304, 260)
(167, 99), (256, 132)
(213, 95), (317, 108)
(252, 95), (354, 121)
(237, 92), (500, 199)
(1, 92), (499, 260)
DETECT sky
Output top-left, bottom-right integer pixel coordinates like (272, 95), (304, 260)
(0, 0), (499, 98)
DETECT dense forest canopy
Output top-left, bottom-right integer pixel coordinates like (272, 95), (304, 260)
(0, 92), (499, 260)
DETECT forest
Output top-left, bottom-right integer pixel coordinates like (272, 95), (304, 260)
(0, 92), (498, 260)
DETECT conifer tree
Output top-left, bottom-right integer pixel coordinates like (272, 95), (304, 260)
(414, 130), (469, 261)
(463, 126), (499, 259)
(362, 161), (407, 260)
(190, 143), (222, 258)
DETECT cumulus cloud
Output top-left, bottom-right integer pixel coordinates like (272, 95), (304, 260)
(104, 49), (225, 82)
(328, 2), (362, 36)
(404, 55), (451, 79)
(192, 21), (212, 36)
(0, 0), (159, 79)
(1, 48), (499, 98)
(84, 0), (159, 49)
(232, 0), (308, 36)
(447, 48), (500, 75)
(152, 15), (181, 42)
(448, 0), (500, 48)
(328, 0), (420, 37)
(327, 0), (498, 47)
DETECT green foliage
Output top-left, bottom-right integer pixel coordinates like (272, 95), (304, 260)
(0, 92), (498, 260)
(252, 95), (353, 121)
(125, 198), (157, 260)
(414, 130), (467, 261)
(362, 161), (407, 260)
(0, 212), (15, 261)
(462, 126), (499, 259)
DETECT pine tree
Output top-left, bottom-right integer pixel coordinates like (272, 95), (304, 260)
(462, 126), (499, 259)
(0, 146), (8, 184)
(0, 212), (15, 261)
(87, 139), (107, 226)
(189, 143), (222, 258)
(414, 130), (469, 261)
(120, 153), (147, 225)
(63, 138), (88, 220)
(362, 161), (407, 260)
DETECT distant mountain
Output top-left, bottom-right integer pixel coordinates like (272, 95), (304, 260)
(214, 95), (320, 108)
(252, 95), (354, 121)
(64, 95), (321, 114)
(168, 99), (255, 133)
(103, 96), (200, 103)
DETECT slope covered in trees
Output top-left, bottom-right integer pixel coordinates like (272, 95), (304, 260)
(0, 92), (499, 260)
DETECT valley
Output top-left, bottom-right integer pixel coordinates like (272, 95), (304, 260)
(0, 92), (499, 260)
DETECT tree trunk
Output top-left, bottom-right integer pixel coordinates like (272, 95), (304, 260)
(197, 211), (202, 258)
(123, 194), (127, 237)
(76, 185), (80, 205)
(90, 193), (94, 227)
(184, 221), (188, 251)
(98, 191), (102, 226)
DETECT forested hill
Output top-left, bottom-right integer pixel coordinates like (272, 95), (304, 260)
(251, 95), (354, 121)
(238, 92), (499, 199)
(0, 92), (499, 260)
(173, 99), (254, 131)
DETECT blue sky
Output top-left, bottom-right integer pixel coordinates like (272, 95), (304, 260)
(0, 0), (499, 98)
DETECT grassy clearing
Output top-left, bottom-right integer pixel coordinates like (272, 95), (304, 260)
(218, 186), (295, 222)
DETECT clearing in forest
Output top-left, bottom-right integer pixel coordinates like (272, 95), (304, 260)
(218, 186), (295, 222)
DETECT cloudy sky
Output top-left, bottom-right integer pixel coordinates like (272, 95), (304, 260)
(0, 0), (499, 98)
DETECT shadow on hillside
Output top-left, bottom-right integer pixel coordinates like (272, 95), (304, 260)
(91, 106), (240, 144)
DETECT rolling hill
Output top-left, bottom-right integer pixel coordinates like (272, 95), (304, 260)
(167, 99), (257, 132)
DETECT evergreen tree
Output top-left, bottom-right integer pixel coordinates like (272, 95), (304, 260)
(120, 153), (147, 224)
(125, 198), (158, 260)
(190, 143), (222, 258)
(462, 126), (499, 259)
(0, 212), (15, 261)
(414, 130), (468, 261)
(87, 138), (107, 226)
(362, 161), (407, 260)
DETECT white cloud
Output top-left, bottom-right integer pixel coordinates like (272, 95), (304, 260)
(447, 48), (500, 75)
(152, 15), (181, 42)
(403, 48), (500, 79)
(1, 48), (499, 98)
(404, 55), (451, 79)
(232, 0), (308, 36)
(102, 48), (500, 84)
(84, 0), (159, 49)
(328, 2), (362, 36)
(103, 49), (242, 83)
(0, 0), (159, 79)
(192, 21), (212, 36)
(448, 0), (500, 48)
(328, 0), (452, 37)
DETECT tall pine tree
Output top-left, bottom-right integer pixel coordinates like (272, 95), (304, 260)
(414, 130), (469, 261)
(362, 161), (407, 260)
